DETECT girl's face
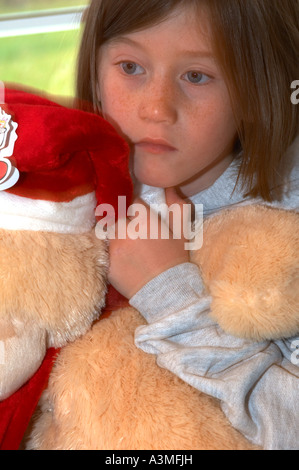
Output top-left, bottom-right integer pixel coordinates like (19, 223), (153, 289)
(98, 5), (238, 197)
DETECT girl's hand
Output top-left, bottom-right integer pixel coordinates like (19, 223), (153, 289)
(107, 188), (190, 299)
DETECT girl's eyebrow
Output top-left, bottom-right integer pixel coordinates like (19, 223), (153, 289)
(109, 36), (214, 60)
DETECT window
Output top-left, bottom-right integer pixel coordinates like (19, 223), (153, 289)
(0, 1), (88, 97)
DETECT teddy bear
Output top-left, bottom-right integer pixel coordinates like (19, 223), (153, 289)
(0, 86), (133, 450)
(24, 203), (298, 450)
(1, 86), (298, 451)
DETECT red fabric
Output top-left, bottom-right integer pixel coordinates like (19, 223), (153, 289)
(105, 284), (130, 310)
(0, 348), (59, 451)
(4, 86), (133, 215)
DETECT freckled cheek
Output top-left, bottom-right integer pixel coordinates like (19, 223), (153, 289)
(213, 93), (237, 134)
(101, 85), (139, 139)
(185, 98), (237, 150)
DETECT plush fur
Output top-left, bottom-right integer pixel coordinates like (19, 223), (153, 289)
(192, 205), (299, 341)
(27, 307), (256, 450)
(0, 229), (108, 345)
(0, 229), (108, 400)
(25, 204), (298, 450)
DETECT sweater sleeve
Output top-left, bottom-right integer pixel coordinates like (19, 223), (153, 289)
(130, 262), (299, 450)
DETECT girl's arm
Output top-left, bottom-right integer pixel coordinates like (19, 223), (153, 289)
(130, 262), (299, 450)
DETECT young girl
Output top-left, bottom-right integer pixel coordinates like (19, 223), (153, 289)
(77, 0), (299, 449)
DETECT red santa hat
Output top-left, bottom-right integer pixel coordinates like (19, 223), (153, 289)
(0, 87), (133, 233)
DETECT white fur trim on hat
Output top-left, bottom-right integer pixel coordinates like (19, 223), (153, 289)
(0, 191), (97, 234)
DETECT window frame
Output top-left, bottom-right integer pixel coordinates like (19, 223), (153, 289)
(0, 6), (85, 38)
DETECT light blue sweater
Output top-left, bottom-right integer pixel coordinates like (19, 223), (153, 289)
(130, 136), (299, 450)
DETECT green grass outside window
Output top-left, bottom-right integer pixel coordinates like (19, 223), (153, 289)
(0, 1), (88, 95)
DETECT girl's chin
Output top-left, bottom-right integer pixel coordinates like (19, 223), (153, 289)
(134, 174), (174, 189)
(133, 168), (178, 189)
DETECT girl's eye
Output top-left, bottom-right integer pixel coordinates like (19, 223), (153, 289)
(183, 71), (210, 85)
(120, 62), (144, 75)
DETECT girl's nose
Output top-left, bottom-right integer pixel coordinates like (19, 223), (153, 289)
(138, 79), (178, 125)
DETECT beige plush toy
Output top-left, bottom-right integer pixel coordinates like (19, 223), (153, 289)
(0, 87), (132, 450)
(26, 203), (299, 450)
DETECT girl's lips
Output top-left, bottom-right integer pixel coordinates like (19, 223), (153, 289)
(135, 139), (177, 154)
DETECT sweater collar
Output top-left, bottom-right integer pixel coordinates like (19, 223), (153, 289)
(136, 157), (247, 216)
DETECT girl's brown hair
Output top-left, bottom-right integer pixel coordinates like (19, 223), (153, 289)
(77, 0), (299, 201)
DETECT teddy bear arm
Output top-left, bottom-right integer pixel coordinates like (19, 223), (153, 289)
(0, 231), (108, 349)
(193, 205), (299, 341)
(42, 234), (109, 348)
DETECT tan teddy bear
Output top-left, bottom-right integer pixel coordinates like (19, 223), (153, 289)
(26, 204), (298, 450)
(0, 86), (132, 450)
